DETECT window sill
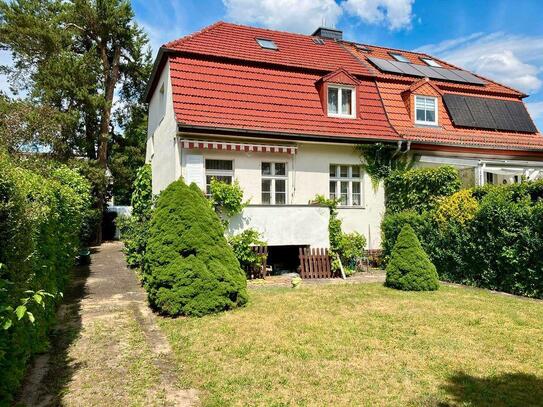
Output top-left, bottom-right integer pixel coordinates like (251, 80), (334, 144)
(414, 123), (440, 128)
(328, 114), (357, 119)
(337, 205), (365, 209)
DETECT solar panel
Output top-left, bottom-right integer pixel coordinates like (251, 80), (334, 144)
(505, 101), (538, 133)
(367, 57), (486, 86)
(412, 64), (446, 80)
(431, 67), (468, 83)
(388, 60), (425, 77)
(451, 70), (485, 85)
(367, 57), (404, 75)
(443, 94), (537, 133)
(467, 97), (496, 129)
(442, 94), (475, 127)
(485, 99), (514, 131)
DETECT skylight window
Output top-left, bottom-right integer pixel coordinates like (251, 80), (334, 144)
(256, 38), (278, 50)
(389, 52), (409, 63)
(313, 38), (325, 45)
(421, 57), (441, 67)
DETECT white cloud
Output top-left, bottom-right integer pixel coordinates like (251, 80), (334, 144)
(342, 0), (415, 30)
(223, 0), (343, 34)
(415, 32), (543, 95)
(526, 101), (543, 121)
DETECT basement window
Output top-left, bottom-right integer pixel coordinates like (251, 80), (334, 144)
(327, 85), (355, 118)
(256, 38), (278, 50)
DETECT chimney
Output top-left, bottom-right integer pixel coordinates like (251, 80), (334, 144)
(311, 27), (343, 41)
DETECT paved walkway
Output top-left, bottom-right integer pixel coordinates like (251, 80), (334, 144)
(16, 242), (198, 407)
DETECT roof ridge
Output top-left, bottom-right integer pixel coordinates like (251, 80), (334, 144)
(164, 21), (227, 49)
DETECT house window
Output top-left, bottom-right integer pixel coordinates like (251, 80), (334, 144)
(328, 85), (355, 118)
(421, 57), (441, 67)
(205, 159), (233, 195)
(329, 164), (362, 206)
(415, 95), (438, 125)
(256, 38), (278, 50)
(389, 52), (409, 63)
(485, 172), (496, 185)
(261, 162), (287, 205)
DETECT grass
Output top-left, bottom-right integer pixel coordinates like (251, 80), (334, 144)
(159, 283), (543, 406)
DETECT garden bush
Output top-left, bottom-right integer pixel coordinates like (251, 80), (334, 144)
(143, 179), (248, 317)
(385, 224), (439, 291)
(118, 164), (153, 268)
(382, 180), (543, 299)
(385, 166), (461, 213)
(0, 154), (92, 403)
(228, 229), (266, 276)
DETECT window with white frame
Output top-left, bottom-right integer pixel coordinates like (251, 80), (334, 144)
(261, 162), (287, 205)
(327, 85), (355, 118)
(205, 159), (233, 195)
(329, 164), (362, 206)
(415, 95), (438, 125)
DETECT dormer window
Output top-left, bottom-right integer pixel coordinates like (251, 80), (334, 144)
(389, 52), (409, 63)
(328, 85), (355, 118)
(256, 38), (277, 50)
(415, 95), (438, 126)
(421, 57), (441, 67)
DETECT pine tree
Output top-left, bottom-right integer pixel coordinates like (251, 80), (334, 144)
(385, 224), (439, 291)
(143, 179), (248, 317)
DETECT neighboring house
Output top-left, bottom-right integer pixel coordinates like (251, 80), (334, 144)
(144, 22), (543, 269)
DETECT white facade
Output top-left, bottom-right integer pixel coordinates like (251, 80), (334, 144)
(146, 64), (543, 252)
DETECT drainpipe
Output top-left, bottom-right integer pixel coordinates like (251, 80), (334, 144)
(391, 140), (411, 159)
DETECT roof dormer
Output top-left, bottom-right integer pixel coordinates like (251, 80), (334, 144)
(316, 68), (360, 119)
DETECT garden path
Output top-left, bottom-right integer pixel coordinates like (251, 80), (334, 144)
(16, 241), (199, 407)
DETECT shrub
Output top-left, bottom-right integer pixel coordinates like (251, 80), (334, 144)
(209, 179), (246, 224)
(381, 210), (433, 259)
(434, 189), (479, 227)
(385, 224), (439, 291)
(0, 154), (91, 403)
(385, 166), (461, 213)
(118, 164), (153, 268)
(339, 232), (366, 273)
(143, 179), (248, 317)
(228, 229), (266, 276)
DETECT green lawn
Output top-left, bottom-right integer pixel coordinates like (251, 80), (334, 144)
(159, 283), (543, 406)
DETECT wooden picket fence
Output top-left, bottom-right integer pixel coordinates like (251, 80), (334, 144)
(298, 247), (332, 279)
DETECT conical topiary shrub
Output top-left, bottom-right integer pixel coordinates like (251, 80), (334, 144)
(385, 224), (439, 291)
(143, 179), (248, 316)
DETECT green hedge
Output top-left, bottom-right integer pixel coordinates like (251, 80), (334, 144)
(143, 179), (248, 317)
(385, 166), (461, 213)
(0, 155), (92, 403)
(381, 180), (543, 298)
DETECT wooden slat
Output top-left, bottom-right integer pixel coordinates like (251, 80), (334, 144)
(298, 247), (332, 279)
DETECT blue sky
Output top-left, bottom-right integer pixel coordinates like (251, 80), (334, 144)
(131, 0), (543, 131)
(2, 0), (542, 130)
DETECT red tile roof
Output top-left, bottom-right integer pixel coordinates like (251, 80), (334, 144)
(170, 55), (398, 141)
(148, 21), (543, 152)
(165, 22), (371, 76)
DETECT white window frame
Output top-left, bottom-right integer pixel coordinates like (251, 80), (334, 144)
(205, 158), (234, 196)
(414, 95), (438, 126)
(261, 162), (288, 205)
(327, 84), (356, 119)
(329, 164), (364, 207)
(421, 57), (441, 67)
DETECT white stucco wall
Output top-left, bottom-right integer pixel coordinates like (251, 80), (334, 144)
(179, 141), (386, 249)
(229, 205), (330, 247)
(145, 60), (180, 194)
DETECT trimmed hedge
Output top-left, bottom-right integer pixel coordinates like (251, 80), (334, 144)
(0, 155), (92, 403)
(385, 224), (439, 291)
(385, 166), (461, 214)
(382, 179), (543, 298)
(143, 179), (248, 317)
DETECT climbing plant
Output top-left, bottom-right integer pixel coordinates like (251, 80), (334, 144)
(356, 143), (417, 188)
